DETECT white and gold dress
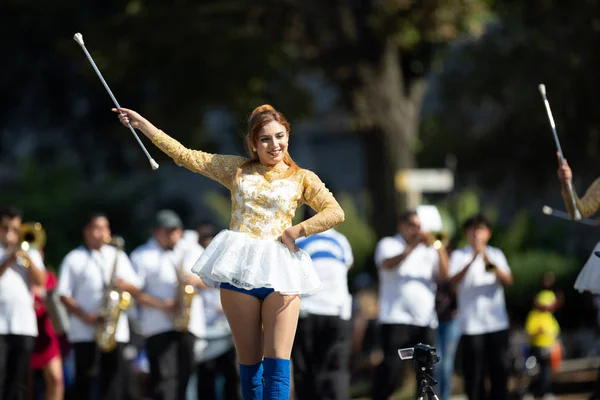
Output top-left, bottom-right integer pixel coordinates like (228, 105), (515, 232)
(562, 178), (600, 293)
(152, 130), (345, 295)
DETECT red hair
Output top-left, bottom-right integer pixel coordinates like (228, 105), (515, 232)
(243, 104), (298, 174)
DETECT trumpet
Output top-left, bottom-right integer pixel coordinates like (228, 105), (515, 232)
(15, 222), (47, 268)
(20, 222), (47, 250)
(425, 231), (450, 250)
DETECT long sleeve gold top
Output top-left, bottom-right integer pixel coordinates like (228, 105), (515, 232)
(562, 178), (600, 219)
(152, 130), (345, 240)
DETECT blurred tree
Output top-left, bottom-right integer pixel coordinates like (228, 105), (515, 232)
(421, 0), (600, 216)
(256, 0), (493, 236)
(0, 158), (152, 267)
(2, 1), (494, 238)
(1, 1), (312, 176)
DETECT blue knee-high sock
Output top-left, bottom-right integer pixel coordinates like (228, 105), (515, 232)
(239, 362), (264, 400)
(263, 358), (290, 400)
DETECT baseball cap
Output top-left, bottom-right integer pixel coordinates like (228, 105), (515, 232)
(154, 209), (183, 229)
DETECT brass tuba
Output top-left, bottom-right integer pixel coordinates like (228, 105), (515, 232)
(173, 252), (195, 332)
(96, 235), (131, 352)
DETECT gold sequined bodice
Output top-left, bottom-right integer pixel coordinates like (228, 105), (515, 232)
(152, 130), (344, 239)
(562, 177), (600, 219)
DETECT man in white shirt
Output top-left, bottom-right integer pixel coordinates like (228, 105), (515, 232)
(193, 221), (241, 400)
(57, 212), (141, 400)
(0, 207), (46, 400)
(130, 210), (207, 400)
(449, 213), (513, 400)
(292, 207), (354, 400)
(371, 210), (449, 400)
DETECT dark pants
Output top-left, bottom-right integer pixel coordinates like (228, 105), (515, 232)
(146, 330), (195, 400)
(462, 330), (510, 400)
(72, 342), (126, 400)
(371, 323), (434, 400)
(530, 346), (552, 396)
(196, 347), (241, 400)
(292, 314), (352, 400)
(0, 334), (35, 400)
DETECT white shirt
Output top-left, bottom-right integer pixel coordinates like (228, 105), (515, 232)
(56, 245), (141, 343)
(449, 245), (511, 335)
(297, 229), (354, 320)
(374, 235), (440, 327)
(0, 247), (45, 336)
(130, 238), (206, 339)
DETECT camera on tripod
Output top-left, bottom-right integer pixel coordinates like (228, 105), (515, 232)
(398, 343), (440, 400)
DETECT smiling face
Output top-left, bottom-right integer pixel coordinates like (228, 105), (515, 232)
(252, 120), (289, 168)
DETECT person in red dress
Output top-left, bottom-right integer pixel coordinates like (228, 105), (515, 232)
(30, 270), (64, 400)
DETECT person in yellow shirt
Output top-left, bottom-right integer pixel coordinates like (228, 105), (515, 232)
(525, 290), (560, 398)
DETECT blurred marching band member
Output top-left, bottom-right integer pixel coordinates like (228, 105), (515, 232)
(449, 214), (513, 400)
(30, 269), (65, 400)
(292, 206), (354, 400)
(371, 210), (449, 400)
(113, 104), (344, 400)
(0, 207), (46, 400)
(56, 212), (141, 400)
(129, 210), (206, 400)
(194, 222), (242, 400)
(433, 243), (460, 400)
(196, 221), (218, 250)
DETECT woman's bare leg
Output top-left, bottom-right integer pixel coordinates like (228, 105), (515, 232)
(262, 293), (300, 359)
(221, 289), (264, 399)
(42, 356), (64, 400)
(261, 293), (300, 399)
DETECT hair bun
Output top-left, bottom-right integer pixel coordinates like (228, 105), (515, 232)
(250, 104), (276, 119)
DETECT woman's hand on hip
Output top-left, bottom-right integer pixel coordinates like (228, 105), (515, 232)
(280, 225), (304, 252)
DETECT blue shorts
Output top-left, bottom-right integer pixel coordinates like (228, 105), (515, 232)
(220, 282), (275, 301)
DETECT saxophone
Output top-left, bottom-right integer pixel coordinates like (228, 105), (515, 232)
(173, 252), (195, 332)
(96, 236), (132, 352)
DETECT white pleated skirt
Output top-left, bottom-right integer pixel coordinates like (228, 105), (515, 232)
(191, 230), (322, 295)
(574, 241), (600, 294)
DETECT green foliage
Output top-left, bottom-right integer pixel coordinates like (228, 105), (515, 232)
(335, 193), (377, 274)
(203, 191), (233, 229)
(504, 250), (578, 321)
(434, 187), (482, 245)
(420, 0), (600, 199)
(0, 158), (153, 268)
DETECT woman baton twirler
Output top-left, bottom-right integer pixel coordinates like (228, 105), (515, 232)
(112, 104), (345, 400)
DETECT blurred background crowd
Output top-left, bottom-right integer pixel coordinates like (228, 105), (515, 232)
(3, 0), (600, 399)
